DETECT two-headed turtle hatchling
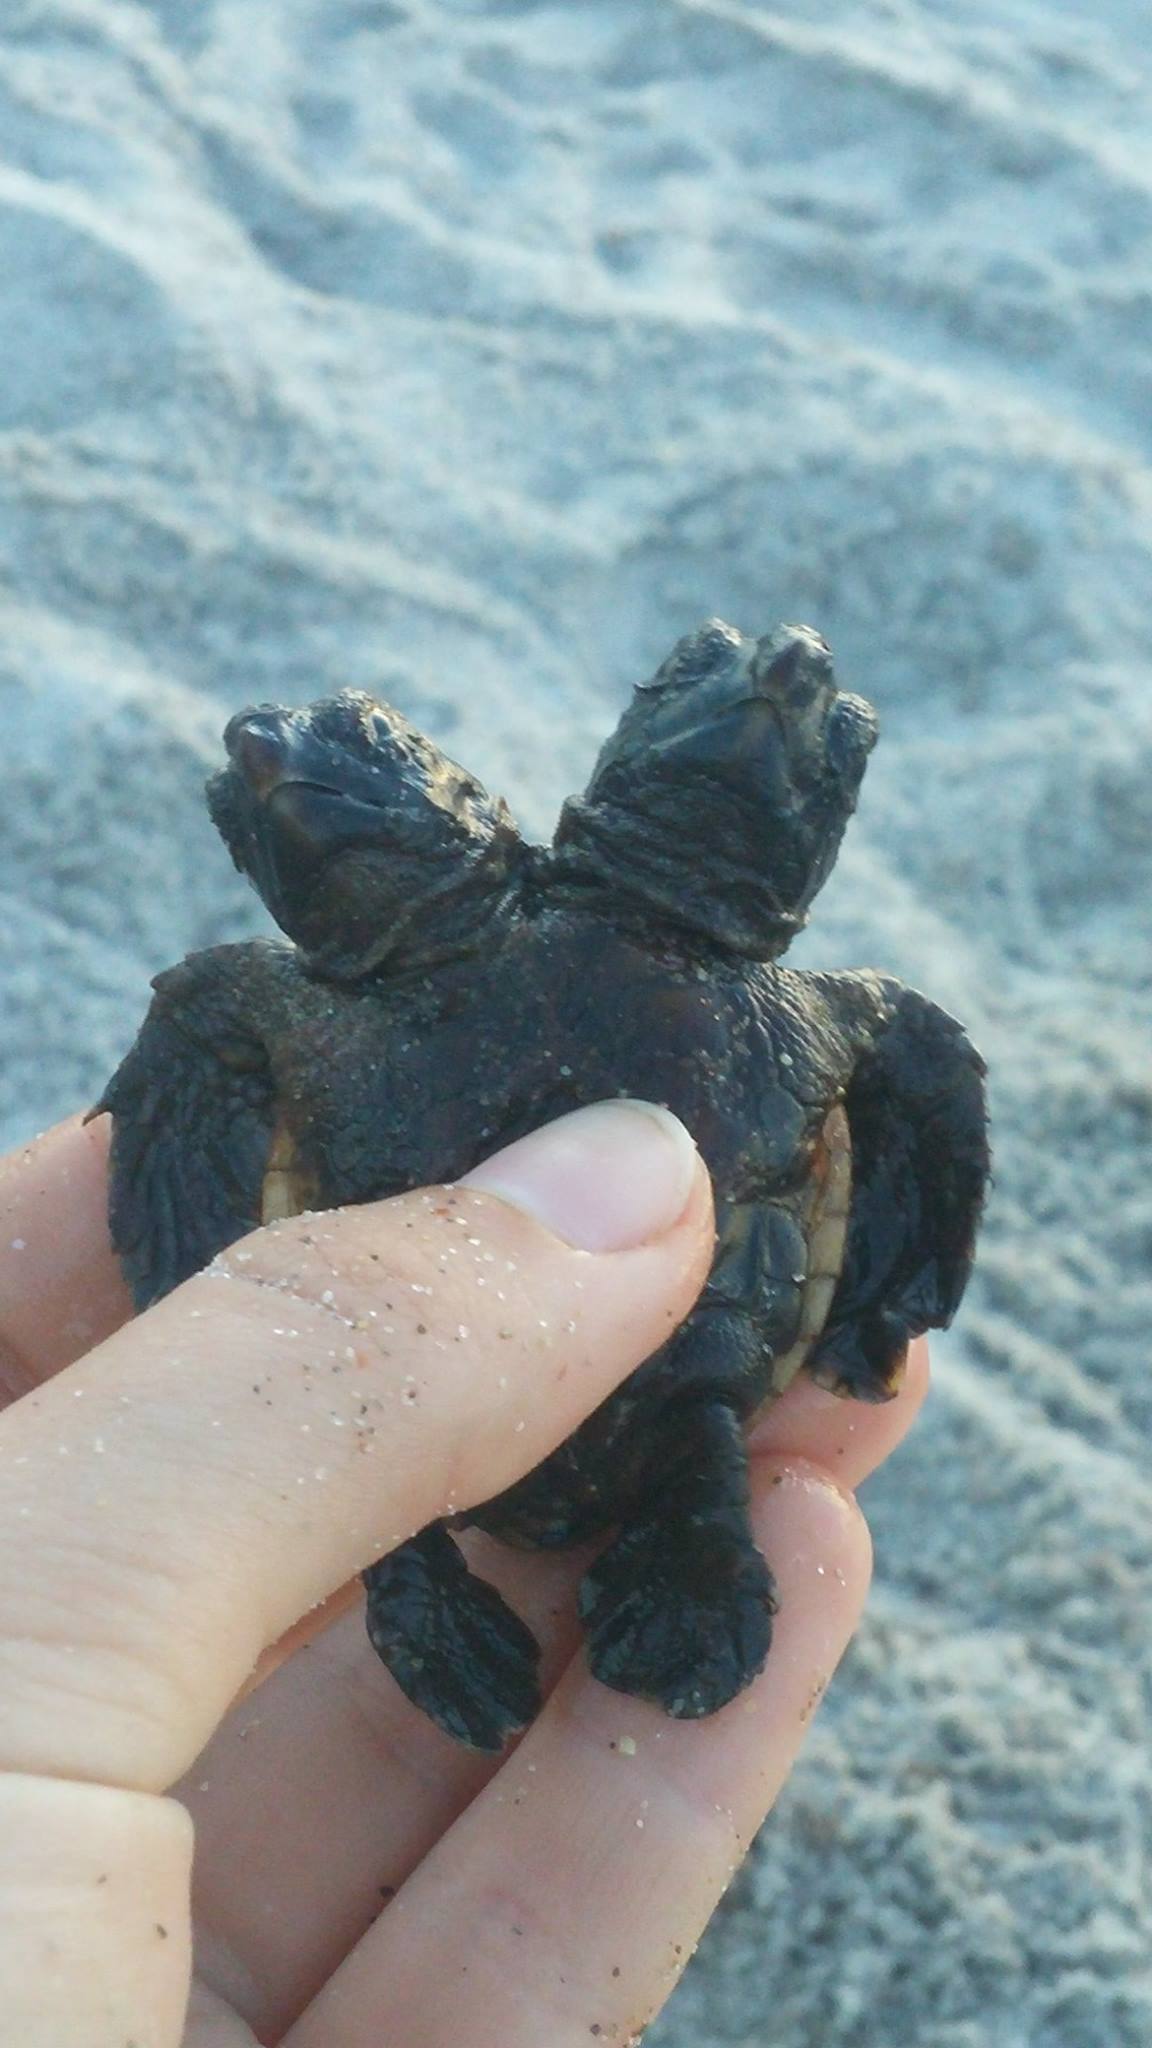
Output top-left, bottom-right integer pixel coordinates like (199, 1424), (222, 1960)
(96, 620), (989, 1750)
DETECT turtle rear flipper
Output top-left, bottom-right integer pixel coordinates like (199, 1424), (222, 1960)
(579, 1396), (777, 1716)
(808, 978), (990, 1401)
(363, 1524), (542, 1751)
(92, 947), (282, 1310)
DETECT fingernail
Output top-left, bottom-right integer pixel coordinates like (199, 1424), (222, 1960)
(461, 1100), (701, 1253)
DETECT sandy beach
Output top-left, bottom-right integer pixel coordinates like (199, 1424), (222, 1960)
(2, 3), (1150, 2041)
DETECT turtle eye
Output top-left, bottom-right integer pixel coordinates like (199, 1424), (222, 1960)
(637, 620), (743, 695)
(307, 692), (391, 761)
(367, 706), (396, 750)
(346, 699), (387, 757)
(825, 694), (878, 785)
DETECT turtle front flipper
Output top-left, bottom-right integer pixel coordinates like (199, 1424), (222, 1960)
(92, 944), (290, 1310)
(363, 1524), (542, 1751)
(579, 1396), (776, 1717)
(808, 976), (990, 1401)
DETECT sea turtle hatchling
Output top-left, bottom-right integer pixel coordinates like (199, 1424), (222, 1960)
(96, 620), (990, 1750)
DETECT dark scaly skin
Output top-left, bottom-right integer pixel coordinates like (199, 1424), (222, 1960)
(96, 623), (989, 1749)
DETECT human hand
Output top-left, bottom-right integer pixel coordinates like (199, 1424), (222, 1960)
(0, 1101), (926, 2048)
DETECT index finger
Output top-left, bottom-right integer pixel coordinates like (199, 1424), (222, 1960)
(0, 1116), (132, 1402)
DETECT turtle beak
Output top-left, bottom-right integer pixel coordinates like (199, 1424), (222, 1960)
(748, 625), (837, 714)
(222, 709), (297, 800)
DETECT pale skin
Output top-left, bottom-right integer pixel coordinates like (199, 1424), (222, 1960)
(0, 1102), (927, 2048)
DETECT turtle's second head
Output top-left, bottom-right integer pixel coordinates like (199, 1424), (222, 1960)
(207, 690), (523, 978)
(553, 620), (877, 958)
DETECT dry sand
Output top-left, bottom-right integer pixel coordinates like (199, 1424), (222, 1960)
(1, 3), (1150, 2042)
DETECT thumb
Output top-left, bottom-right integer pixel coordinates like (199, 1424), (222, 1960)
(0, 1100), (713, 1794)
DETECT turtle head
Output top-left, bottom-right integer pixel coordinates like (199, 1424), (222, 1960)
(207, 690), (523, 978)
(553, 620), (877, 958)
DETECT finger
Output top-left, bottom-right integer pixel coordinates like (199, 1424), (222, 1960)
(748, 1334), (930, 1487)
(284, 1460), (870, 2048)
(185, 1532), (594, 2033)
(0, 1116), (130, 1401)
(0, 1776), (193, 2048)
(184, 1348), (928, 2035)
(0, 1102), (712, 1793)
